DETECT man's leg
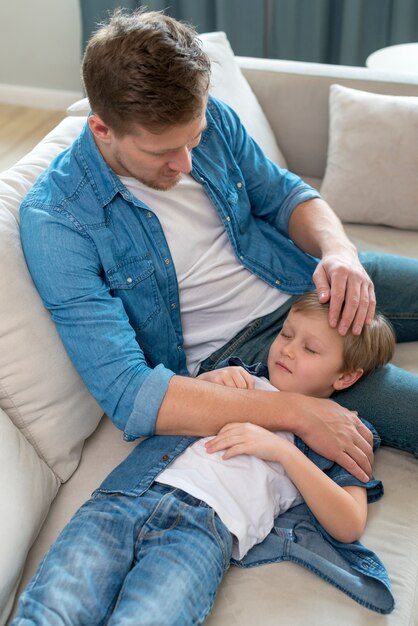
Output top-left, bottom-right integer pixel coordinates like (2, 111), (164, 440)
(334, 251), (418, 454)
(109, 485), (233, 626)
(198, 296), (297, 373)
(360, 251), (418, 343)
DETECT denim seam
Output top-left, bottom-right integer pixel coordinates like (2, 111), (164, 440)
(207, 508), (232, 569)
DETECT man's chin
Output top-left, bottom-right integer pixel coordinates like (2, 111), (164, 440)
(143, 174), (182, 191)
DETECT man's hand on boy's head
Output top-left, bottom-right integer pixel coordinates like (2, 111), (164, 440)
(313, 247), (376, 337)
(197, 366), (255, 390)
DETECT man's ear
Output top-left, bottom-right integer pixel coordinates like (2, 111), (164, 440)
(88, 114), (112, 143)
(333, 369), (364, 392)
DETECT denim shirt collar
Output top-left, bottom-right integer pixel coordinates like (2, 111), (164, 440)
(76, 122), (144, 210)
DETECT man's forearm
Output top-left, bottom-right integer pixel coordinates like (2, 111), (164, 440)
(288, 197), (356, 258)
(155, 374), (301, 436)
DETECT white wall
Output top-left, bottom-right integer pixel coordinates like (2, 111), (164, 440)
(0, 0), (83, 107)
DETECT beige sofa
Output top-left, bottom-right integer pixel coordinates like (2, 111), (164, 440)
(1, 33), (417, 625)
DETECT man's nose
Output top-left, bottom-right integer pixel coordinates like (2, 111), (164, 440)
(168, 146), (192, 173)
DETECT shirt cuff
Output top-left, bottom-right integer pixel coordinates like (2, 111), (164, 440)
(123, 364), (175, 441)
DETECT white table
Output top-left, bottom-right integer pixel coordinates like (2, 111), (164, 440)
(366, 42), (418, 73)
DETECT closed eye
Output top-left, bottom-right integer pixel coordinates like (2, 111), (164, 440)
(305, 346), (317, 354)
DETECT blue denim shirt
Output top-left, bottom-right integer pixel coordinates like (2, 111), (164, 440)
(20, 96), (320, 441)
(94, 358), (393, 614)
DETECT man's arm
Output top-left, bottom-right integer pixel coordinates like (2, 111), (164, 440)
(155, 374), (373, 482)
(288, 197), (376, 336)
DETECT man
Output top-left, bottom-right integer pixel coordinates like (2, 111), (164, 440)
(20, 9), (418, 482)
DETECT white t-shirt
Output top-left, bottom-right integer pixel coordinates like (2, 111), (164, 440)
(157, 376), (303, 560)
(120, 174), (290, 375)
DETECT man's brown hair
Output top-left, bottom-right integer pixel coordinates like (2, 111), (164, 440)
(291, 291), (396, 377)
(82, 9), (211, 136)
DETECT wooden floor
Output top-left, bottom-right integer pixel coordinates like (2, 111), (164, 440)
(0, 103), (66, 173)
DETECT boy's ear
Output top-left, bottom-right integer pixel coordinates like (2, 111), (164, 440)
(333, 369), (364, 392)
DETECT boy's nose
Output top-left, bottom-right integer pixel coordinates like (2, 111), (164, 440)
(282, 344), (295, 359)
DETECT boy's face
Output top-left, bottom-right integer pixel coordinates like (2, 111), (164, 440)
(267, 308), (346, 398)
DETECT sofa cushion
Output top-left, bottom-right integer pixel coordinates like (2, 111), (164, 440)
(0, 407), (59, 626)
(0, 117), (103, 482)
(320, 84), (418, 229)
(67, 31), (287, 169)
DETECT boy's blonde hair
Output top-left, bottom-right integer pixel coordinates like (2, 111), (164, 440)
(291, 292), (395, 377)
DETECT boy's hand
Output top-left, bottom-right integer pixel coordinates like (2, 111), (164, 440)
(205, 422), (286, 462)
(197, 367), (255, 389)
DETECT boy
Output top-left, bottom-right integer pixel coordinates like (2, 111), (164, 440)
(12, 294), (395, 625)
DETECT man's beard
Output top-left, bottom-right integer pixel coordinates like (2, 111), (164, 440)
(114, 151), (181, 191)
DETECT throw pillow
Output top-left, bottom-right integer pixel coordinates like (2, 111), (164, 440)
(320, 84), (418, 229)
(0, 117), (103, 482)
(0, 408), (59, 624)
(67, 31), (287, 168)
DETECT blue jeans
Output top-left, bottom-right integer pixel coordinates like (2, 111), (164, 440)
(12, 483), (232, 626)
(200, 252), (418, 456)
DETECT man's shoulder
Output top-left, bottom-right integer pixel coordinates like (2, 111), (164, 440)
(22, 130), (85, 210)
(21, 123), (112, 226)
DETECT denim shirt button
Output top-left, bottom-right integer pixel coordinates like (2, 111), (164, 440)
(162, 454), (169, 461)
(146, 211), (152, 218)
(126, 277), (133, 284)
(275, 279), (281, 285)
(236, 182), (243, 188)
(240, 255), (244, 260)
(226, 216), (231, 222)
(171, 303), (177, 310)
(164, 258), (170, 266)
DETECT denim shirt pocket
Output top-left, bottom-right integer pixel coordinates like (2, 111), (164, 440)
(107, 254), (160, 329)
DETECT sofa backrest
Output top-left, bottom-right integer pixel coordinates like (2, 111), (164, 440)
(238, 57), (418, 181)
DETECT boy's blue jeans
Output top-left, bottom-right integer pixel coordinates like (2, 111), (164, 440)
(199, 252), (418, 456)
(12, 483), (232, 626)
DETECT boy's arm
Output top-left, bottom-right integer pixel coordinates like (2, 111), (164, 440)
(207, 422), (368, 544)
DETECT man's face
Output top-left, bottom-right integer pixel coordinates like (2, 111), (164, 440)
(90, 110), (207, 191)
(268, 309), (346, 398)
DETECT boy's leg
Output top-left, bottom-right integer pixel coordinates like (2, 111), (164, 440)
(11, 487), (185, 626)
(108, 485), (233, 626)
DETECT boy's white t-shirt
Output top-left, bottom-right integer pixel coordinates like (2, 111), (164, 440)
(157, 376), (303, 560)
(119, 174), (289, 375)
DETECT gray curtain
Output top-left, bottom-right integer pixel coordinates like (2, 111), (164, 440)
(79, 0), (418, 66)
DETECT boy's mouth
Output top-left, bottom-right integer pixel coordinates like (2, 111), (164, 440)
(276, 361), (292, 373)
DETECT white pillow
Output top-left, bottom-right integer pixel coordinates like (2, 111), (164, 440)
(0, 407), (59, 625)
(67, 31), (287, 168)
(320, 84), (418, 229)
(0, 117), (103, 482)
